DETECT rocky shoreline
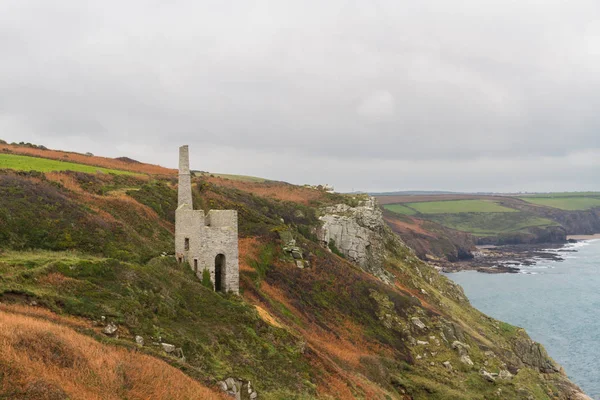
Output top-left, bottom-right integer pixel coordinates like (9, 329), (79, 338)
(437, 241), (581, 274)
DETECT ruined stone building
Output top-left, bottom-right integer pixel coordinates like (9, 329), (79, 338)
(175, 145), (239, 294)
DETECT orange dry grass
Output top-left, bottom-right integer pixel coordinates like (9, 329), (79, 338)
(384, 214), (433, 237)
(0, 303), (89, 330)
(45, 171), (85, 193)
(238, 237), (261, 272)
(205, 177), (326, 205)
(258, 283), (383, 368)
(38, 272), (79, 288)
(392, 279), (438, 313)
(0, 309), (225, 400)
(254, 305), (283, 328)
(0, 143), (175, 175)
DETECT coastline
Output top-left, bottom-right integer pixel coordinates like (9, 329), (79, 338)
(439, 233), (600, 274)
(445, 239), (600, 399)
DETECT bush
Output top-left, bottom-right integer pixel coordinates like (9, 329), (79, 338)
(328, 239), (344, 258)
(201, 268), (213, 289)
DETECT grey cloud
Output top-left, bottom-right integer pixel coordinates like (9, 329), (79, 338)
(0, 0), (599, 192)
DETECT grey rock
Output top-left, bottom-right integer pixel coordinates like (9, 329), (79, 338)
(217, 381), (228, 391)
(452, 341), (471, 356)
(443, 361), (453, 370)
(513, 335), (559, 373)
(460, 354), (474, 366)
(161, 343), (176, 353)
(498, 369), (513, 380)
(102, 322), (118, 336)
(480, 369), (496, 382)
(411, 317), (426, 330)
(250, 392), (258, 399)
(291, 249), (303, 259)
(135, 335), (144, 346)
(317, 197), (396, 283)
(417, 340), (429, 346)
(225, 377), (236, 390)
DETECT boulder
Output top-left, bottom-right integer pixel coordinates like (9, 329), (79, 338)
(498, 369), (513, 380)
(225, 378), (236, 390)
(451, 341), (470, 357)
(135, 335), (144, 346)
(411, 317), (426, 330)
(443, 361), (453, 371)
(460, 354), (474, 366)
(480, 369), (496, 383)
(161, 343), (176, 353)
(102, 322), (118, 336)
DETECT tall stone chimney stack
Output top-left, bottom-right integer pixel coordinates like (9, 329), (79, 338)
(178, 145), (193, 209)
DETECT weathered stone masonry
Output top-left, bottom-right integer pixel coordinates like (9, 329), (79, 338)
(175, 145), (239, 294)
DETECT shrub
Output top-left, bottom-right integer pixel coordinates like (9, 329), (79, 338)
(201, 268), (213, 289)
(328, 239), (344, 258)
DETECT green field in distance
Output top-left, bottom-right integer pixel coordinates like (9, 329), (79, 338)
(383, 204), (417, 215)
(402, 199), (517, 214)
(518, 196), (600, 210)
(0, 154), (134, 175)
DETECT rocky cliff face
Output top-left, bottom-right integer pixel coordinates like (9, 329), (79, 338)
(382, 210), (476, 262)
(316, 195), (590, 400)
(317, 197), (395, 283)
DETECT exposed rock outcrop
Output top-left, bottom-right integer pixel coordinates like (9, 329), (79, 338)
(512, 331), (560, 373)
(317, 197), (396, 283)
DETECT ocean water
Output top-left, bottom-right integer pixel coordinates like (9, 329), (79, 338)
(447, 239), (600, 399)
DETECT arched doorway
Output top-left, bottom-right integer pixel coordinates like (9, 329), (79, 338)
(214, 254), (226, 292)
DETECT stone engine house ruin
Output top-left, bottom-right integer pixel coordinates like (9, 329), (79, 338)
(175, 145), (239, 294)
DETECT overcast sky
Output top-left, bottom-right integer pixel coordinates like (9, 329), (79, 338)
(1, 1), (599, 192)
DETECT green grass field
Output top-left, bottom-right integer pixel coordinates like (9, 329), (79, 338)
(518, 196), (600, 210)
(0, 153), (134, 175)
(519, 192), (600, 197)
(193, 171), (268, 183)
(426, 213), (558, 236)
(383, 203), (417, 215)
(405, 199), (517, 214)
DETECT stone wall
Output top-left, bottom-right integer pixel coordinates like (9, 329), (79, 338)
(175, 145), (239, 294)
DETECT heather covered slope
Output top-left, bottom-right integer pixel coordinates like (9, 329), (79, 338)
(0, 304), (225, 400)
(0, 154), (590, 399)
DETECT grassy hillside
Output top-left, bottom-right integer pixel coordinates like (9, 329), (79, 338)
(0, 150), (588, 399)
(383, 204), (418, 216)
(518, 196), (600, 210)
(378, 193), (600, 244)
(403, 200), (517, 214)
(1, 141), (175, 175)
(194, 171), (269, 183)
(382, 198), (557, 239)
(0, 304), (225, 400)
(425, 213), (558, 236)
(0, 153), (137, 175)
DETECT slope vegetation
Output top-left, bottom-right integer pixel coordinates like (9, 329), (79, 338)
(0, 304), (225, 400)
(0, 148), (590, 399)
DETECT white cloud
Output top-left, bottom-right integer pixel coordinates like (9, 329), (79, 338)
(0, 0), (599, 192)
(356, 90), (396, 120)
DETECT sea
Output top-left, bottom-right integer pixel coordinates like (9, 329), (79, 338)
(447, 239), (600, 399)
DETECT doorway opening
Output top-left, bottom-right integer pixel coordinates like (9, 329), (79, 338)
(214, 254), (226, 292)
